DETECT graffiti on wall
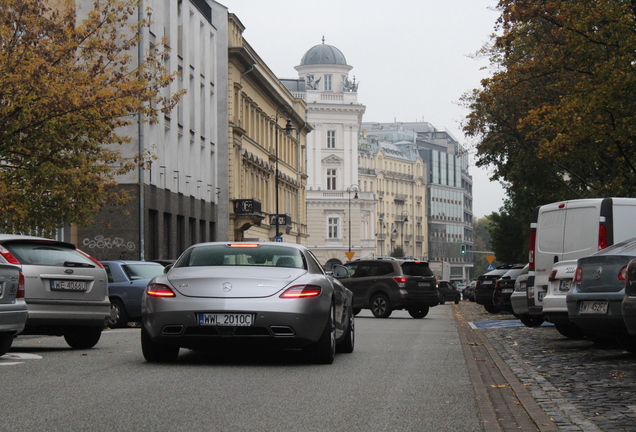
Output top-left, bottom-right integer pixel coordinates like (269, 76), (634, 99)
(82, 235), (136, 251)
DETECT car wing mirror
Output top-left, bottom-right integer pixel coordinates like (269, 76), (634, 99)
(332, 265), (348, 278)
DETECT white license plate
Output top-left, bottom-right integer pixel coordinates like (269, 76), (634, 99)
(481, 280), (492, 285)
(502, 288), (513, 294)
(50, 280), (87, 291)
(199, 313), (253, 326)
(579, 301), (608, 314)
(418, 282), (431, 287)
(559, 280), (572, 292)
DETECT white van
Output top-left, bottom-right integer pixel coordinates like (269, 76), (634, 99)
(527, 198), (636, 327)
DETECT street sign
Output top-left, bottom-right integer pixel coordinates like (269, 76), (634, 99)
(275, 236), (283, 242)
(486, 255), (495, 264)
(487, 263), (495, 271)
(345, 252), (355, 261)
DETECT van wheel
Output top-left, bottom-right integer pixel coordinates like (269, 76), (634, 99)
(64, 327), (102, 349)
(370, 294), (391, 318)
(484, 304), (501, 314)
(408, 307), (430, 319)
(555, 323), (586, 339)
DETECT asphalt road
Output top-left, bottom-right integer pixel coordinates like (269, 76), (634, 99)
(1, 306), (482, 432)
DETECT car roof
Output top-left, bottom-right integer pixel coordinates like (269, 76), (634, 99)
(100, 260), (163, 265)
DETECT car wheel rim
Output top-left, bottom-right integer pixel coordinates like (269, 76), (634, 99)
(373, 298), (386, 315)
(330, 307), (336, 355)
(109, 304), (120, 324)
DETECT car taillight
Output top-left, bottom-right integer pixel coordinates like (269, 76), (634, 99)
(598, 225), (607, 250)
(280, 285), (322, 298)
(0, 245), (20, 264)
(146, 283), (176, 297)
(16, 272), (25, 299)
(618, 265), (628, 281)
(76, 248), (104, 268)
(548, 270), (557, 282)
(529, 229), (536, 271)
(573, 267), (583, 283)
(393, 276), (407, 288)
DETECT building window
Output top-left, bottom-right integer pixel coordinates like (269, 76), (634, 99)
(327, 169), (337, 190)
(327, 130), (336, 149)
(324, 74), (332, 91)
(328, 217), (339, 239)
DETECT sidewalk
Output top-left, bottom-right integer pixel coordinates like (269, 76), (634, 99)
(453, 302), (559, 432)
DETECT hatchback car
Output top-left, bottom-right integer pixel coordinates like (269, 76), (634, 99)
(567, 237), (636, 346)
(492, 264), (528, 314)
(337, 258), (438, 318)
(0, 234), (109, 349)
(542, 260), (584, 338)
(510, 268), (545, 327)
(464, 281), (476, 301)
(0, 263), (27, 356)
(437, 280), (461, 304)
(101, 260), (165, 328)
(141, 242), (354, 364)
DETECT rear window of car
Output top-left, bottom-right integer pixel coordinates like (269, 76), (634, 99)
(123, 264), (165, 280)
(176, 244), (305, 269)
(3, 241), (95, 267)
(401, 262), (434, 277)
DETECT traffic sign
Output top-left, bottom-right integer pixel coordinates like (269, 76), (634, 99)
(487, 263), (495, 271)
(486, 255), (495, 264)
(345, 252), (355, 261)
(275, 236), (283, 242)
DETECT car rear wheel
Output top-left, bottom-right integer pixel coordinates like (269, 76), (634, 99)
(108, 298), (129, 329)
(337, 307), (355, 354)
(518, 314), (544, 327)
(454, 295), (460, 304)
(306, 304), (336, 364)
(141, 325), (180, 362)
(408, 306), (430, 319)
(0, 333), (14, 356)
(63, 327), (102, 349)
(370, 294), (392, 318)
(484, 304), (501, 314)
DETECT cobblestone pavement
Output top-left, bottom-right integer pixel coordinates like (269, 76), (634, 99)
(458, 300), (636, 432)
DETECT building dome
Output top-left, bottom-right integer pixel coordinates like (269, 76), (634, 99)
(300, 39), (347, 66)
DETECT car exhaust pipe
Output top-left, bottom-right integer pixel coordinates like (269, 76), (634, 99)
(270, 326), (295, 336)
(162, 325), (184, 335)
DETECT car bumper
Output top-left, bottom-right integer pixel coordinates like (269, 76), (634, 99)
(567, 293), (626, 335)
(543, 292), (570, 324)
(142, 295), (331, 350)
(510, 291), (528, 315)
(24, 298), (110, 328)
(0, 301), (28, 334)
(475, 289), (494, 306)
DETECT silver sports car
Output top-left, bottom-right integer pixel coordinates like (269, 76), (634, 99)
(141, 242), (354, 364)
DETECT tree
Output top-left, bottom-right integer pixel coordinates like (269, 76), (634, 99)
(0, 0), (182, 233)
(390, 246), (405, 258)
(464, 0), (636, 228)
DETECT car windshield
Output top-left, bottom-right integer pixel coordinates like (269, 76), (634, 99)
(4, 241), (94, 267)
(175, 244), (305, 269)
(400, 262), (434, 276)
(123, 264), (165, 280)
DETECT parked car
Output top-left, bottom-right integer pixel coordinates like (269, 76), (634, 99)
(567, 237), (636, 346)
(511, 267), (544, 327)
(0, 263), (27, 356)
(141, 242), (354, 364)
(542, 260), (584, 338)
(0, 234), (109, 349)
(437, 280), (461, 304)
(101, 260), (166, 328)
(337, 258), (438, 318)
(475, 265), (515, 313)
(464, 281), (476, 301)
(493, 264), (527, 314)
(621, 258), (636, 351)
(455, 282), (467, 296)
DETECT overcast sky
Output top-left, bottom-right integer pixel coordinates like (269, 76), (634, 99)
(219, 0), (505, 218)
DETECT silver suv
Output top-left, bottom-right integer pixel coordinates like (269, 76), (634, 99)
(336, 258), (439, 318)
(0, 235), (110, 349)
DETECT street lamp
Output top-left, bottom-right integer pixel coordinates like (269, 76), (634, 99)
(379, 223), (387, 256)
(400, 211), (409, 254)
(274, 104), (293, 240)
(347, 184), (359, 253)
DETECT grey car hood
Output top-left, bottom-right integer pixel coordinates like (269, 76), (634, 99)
(166, 266), (307, 298)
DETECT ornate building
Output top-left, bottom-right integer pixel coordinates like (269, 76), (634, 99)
(282, 40), (368, 267)
(228, 15), (311, 243)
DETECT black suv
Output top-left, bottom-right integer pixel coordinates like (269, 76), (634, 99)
(337, 258), (438, 318)
(475, 265), (514, 313)
(492, 264), (528, 314)
(437, 280), (461, 304)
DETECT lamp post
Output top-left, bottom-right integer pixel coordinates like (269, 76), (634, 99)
(379, 223), (387, 256)
(347, 184), (359, 253)
(274, 104), (293, 240)
(400, 211), (409, 254)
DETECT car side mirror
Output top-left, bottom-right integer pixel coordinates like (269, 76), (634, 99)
(332, 265), (348, 278)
